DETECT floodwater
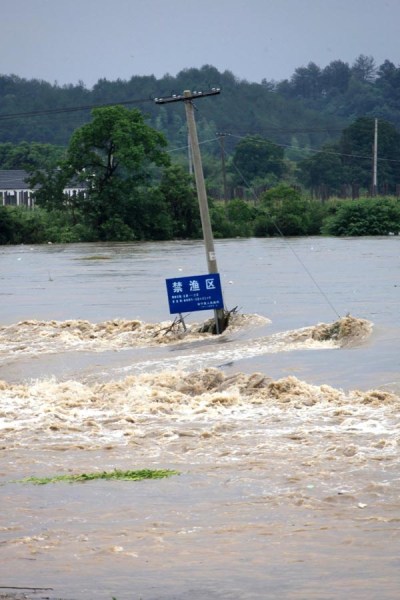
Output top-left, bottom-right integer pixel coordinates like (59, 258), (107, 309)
(0, 237), (399, 600)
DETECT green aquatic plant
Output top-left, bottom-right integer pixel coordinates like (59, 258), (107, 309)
(16, 469), (179, 485)
(78, 255), (112, 260)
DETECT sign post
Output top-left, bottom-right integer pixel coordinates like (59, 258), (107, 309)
(155, 89), (226, 333)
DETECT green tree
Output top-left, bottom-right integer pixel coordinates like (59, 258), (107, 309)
(298, 146), (344, 194)
(158, 164), (201, 238)
(290, 62), (323, 100)
(231, 135), (285, 185)
(59, 105), (170, 239)
(321, 60), (351, 95)
(210, 199), (256, 238)
(124, 187), (173, 240)
(29, 160), (86, 230)
(0, 206), (47, 244)
(351, 55), (376, 83)
(257, 184), (324, 236)
(0, 141), (65, 170)
(298, 117), (400, 195)
(339, 117), (400, 190)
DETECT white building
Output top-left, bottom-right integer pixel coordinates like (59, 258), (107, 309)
(0, 170), (86, 208)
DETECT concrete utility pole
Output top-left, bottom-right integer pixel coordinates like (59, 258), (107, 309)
(372, 118), (378, 196)
(155, 88), (226, 333)
(217, 132), (228, 206)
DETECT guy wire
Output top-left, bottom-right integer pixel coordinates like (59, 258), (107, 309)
(227, 142), (341, 320)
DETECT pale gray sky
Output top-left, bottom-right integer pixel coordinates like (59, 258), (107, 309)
(1, 0), (399, 88)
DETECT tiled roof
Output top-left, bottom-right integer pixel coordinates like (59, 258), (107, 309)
(0, 169), (31, 190)
(0, 169), (87, 191)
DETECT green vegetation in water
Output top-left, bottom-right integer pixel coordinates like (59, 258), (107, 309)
(16, 469), (179, 485)
(78, 255), (113, 260)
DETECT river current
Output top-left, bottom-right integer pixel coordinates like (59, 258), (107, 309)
(0, 237), (399, 599)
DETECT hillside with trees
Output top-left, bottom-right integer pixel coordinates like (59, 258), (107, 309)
(2, 56), (400, 146)
(1, 56), (400, 244)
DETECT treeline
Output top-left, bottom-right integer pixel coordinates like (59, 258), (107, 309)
(1, 58), (400, 244)
(2, 114), (400, 199)
(268, 55), (400, 129)
(4, 56), (398, 148)
(2, 58), (400, 197)
(0, 64), (344, 150)
(1, 103), (400, 245)
(2, 187), (400, 245)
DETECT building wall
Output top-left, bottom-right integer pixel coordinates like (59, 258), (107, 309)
(0, 189), (34, 207)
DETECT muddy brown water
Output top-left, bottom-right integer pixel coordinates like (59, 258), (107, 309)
(0, 237), (399, 599)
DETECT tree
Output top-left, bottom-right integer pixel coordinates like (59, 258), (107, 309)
(210, 199), (255, 238)
(290, 62), (323, 100)
(298, 117), (400, 195)
(339, 117), (400, 190)
(63, 105), (170, 239)
(321, 60), (351, 95)
(298, 146), (344, 194)
(376, 60), (400, 107)
(30, 165), (84, 225)
(231, 135), (285, 185)
(351, 55), (376, 83)
(0, 141), (65, 170)
(158, 164), (201, 238)
(257, 184), (322, 236)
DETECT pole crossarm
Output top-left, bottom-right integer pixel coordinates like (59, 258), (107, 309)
(154, 89), (221, 104)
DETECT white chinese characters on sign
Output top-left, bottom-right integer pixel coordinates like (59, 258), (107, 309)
(166, 273), (223, 314)
(206, 278), (216, 290)
(189, 280), (200, 291)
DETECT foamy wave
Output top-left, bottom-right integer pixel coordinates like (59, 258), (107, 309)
(0, 315), (371, 366)
(0, 368), (397, 440)
(290, 315), (372, 347)
(0, 313), (269, 359)
(1, 368), (398, 481)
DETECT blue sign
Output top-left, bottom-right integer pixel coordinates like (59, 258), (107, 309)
(166, 273), (224, 314)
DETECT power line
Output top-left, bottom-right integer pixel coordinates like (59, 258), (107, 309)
(0, 97), (154, 121)
(225, 132), (400, 164)
(220, 127), (343, 135)
(166, 137), (217, 153)
(220, 138), (341, 319)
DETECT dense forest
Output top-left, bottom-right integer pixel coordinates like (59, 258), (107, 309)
(1, 56), (400, 244)
(0, 62), (345, 148)
(2, 56), (400, 148)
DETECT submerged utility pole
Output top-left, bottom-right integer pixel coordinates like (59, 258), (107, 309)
(155, 89), (226, 333)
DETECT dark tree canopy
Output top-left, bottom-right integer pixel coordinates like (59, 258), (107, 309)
(299, 117), (400, 194)
(231, 135), (285, 185)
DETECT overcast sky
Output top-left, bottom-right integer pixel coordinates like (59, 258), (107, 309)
(1, 0), (399, 89)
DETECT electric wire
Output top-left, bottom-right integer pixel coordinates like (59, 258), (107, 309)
(225, 132), (400, 164)
(0, 95), (390, 317)
(222, 139), (342, 319)
(0, 97), (154, 121)
(166, 137), (217, 153)
(165, 129), (343, 318)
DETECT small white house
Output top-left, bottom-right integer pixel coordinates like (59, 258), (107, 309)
(0, 170), (86, 208)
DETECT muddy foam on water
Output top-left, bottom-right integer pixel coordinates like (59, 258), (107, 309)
(0, 366), (398, 458)
(0, 314), (371, 360)
(0, 317), (398, 600)
(291, 314), (373, 347)
(0, 314), (383, 460)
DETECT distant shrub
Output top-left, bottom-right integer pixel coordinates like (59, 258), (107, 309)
(321, 196), (400, 236)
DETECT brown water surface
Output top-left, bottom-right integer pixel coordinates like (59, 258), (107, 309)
(0, 238), (399, 599)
